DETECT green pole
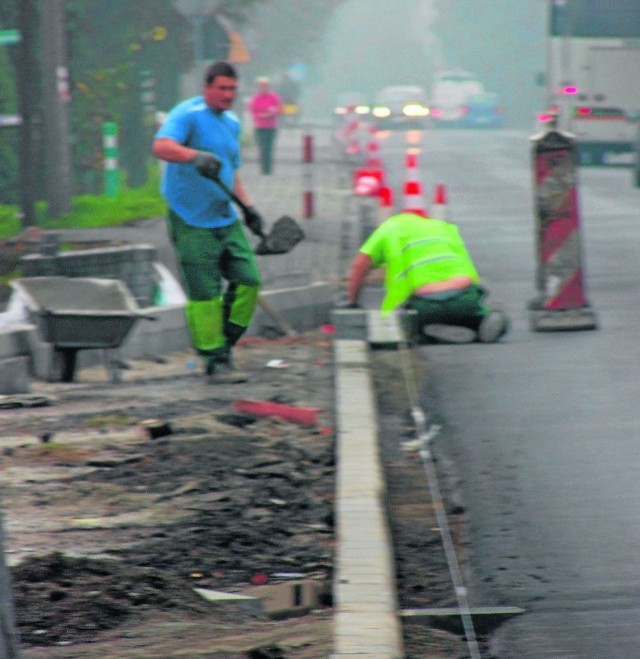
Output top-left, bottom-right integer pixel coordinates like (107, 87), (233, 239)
(103, 121), (120, 197)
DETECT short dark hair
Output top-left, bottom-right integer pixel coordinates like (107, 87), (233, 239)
(204, 61), (238, 84)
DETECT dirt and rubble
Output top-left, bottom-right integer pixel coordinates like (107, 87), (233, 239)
(0, 330), (475, 657)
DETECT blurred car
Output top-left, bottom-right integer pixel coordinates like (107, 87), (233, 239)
(430, 70), (484, 127)
(371, 85), (430, 130)
(333, 91), (370, 119)
(460, 92), (505, 128)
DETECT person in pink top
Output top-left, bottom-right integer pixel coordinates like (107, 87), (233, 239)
(248, 76), (283, 175)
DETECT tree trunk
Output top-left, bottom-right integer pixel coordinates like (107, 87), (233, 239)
(16, 0), (39, 228)
(40, 0), (72, 216)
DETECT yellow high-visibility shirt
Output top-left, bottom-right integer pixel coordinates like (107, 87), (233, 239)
(360, 213), (480, 315)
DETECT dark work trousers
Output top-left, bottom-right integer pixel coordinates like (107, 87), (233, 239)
(407, 285), (490, 331)
(255, 128), (277, 175)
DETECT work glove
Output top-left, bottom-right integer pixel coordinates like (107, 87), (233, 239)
(243, 206), (266, 238)
(192, 151), (221, 180)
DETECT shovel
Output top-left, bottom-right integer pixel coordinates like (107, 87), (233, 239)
(206, 171), (305, 256)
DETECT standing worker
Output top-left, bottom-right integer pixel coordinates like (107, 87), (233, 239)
(248, 76), (283, 175)
(152, 60), (266, 382)
(346, 211), (509, 343)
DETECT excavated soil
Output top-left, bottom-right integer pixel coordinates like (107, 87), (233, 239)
(0, 331), (476, 657)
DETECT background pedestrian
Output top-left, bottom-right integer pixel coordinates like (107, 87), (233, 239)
(248, 76), (283, 175)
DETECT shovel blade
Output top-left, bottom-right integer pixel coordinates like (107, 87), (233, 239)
(255, 215), (305, 256)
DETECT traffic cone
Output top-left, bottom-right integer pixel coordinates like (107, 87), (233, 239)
(378, 185), (394, 208)
(345, 119), (362, 160)
(365, 126), (383, 168)
(402, 151), (428, 217)
(405, 151), (419, 181)
(432, 183), (448, 220)
(354, 174), (380, 197)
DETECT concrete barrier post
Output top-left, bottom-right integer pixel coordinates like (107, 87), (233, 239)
(529, 127), (597, 331)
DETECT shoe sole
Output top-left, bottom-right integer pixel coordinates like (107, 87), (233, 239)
(478, 312), (508, 343)
(423, 324), (476, 344)
(206, 372), (249, 384)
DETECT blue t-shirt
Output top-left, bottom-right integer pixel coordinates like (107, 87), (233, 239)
(155, 97), (242, 228)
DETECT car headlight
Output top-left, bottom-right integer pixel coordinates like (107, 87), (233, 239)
(354, 105), (370, 115)
(403, 103), (429, 118)
(372, 106), (391, 118)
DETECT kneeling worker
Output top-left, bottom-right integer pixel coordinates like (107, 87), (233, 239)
(346, 210), (509, 343)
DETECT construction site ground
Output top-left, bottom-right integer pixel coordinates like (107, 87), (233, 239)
(0, 329), (472, 658)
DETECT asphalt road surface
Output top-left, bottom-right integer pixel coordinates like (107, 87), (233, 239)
(377, 127), (640, 657)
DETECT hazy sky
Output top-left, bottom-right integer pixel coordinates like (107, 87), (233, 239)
(303, 0), (547, 127)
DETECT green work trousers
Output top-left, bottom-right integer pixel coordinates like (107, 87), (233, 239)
(167, 210), (261, 359)
(407, 285), (490, 332)
(255, 128), (277, 175)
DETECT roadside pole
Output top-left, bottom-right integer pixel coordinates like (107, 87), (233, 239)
(302, 131), (314, 219)
(631, 111), (640, 188)
(103, 122), (120, 197)
(40, 0), (72, 216)
(0, 496), (21, 658)
(16, 3), (38, 228)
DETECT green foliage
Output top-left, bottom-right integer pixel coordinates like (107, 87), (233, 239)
(0, 167), (165, 241)
(0, 0), (349, 217)
(41, 169), (165, 231)
(65, 1), (193, 194)
(0, 207), (22, 241)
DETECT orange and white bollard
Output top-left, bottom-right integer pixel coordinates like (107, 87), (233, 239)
(402, 151), (428, 217)
(431, 183), (449, 220)
(364, 126), (383, 168)
(344, 119), (362, 161)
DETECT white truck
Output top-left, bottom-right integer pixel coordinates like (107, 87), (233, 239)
(545, 0), (640, 166)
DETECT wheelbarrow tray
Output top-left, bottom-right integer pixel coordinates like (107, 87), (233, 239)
(10, 277), (144, 349)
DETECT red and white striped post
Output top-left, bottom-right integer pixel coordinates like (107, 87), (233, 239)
(302, 133), (314, 219)
(529, 127), (597, 331)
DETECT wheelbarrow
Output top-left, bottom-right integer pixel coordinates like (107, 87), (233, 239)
(10, 277), (156, 383)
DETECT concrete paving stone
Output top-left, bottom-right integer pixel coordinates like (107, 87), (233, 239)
(0, 324), (36, 358)
(338, 549), (395, 570)
(336, 412), (378, 434)
(337, 481), (384, 498)
(335, 570), (397, 586)
(0, 356), (31, 394)
(336, 522), (390, 543)
(336, 453), (381, 473)
(333, 339), (369, 365)
(333, 613), (404, 657)
(334, 611), (402, 634)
